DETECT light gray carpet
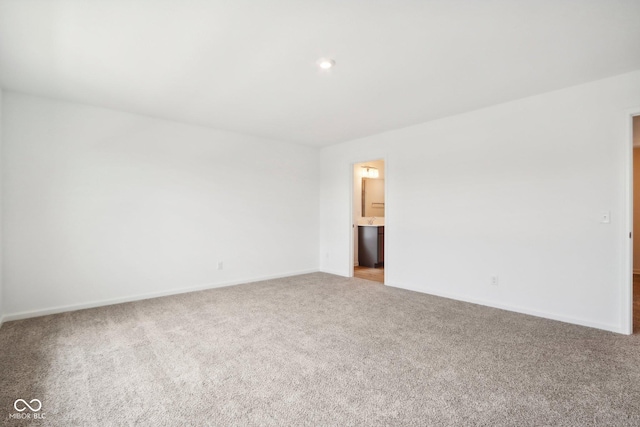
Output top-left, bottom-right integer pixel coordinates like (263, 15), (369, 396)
(1, 272), (639, 426)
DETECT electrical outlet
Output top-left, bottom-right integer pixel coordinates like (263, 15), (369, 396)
(217, 261), (223, 270)
(491, 275), (499, 286)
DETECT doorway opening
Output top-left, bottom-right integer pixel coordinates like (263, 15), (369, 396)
(352, 159), (385, 284)
(632, 115), (640, 333)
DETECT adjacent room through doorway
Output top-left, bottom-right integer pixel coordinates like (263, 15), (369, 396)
(633, 115), (640, 333)
(353, 159), (385, 284)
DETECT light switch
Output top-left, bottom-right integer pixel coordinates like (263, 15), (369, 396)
(601, 212), (611, 224)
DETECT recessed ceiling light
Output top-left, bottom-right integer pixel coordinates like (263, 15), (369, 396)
(317, 58), (335, 70)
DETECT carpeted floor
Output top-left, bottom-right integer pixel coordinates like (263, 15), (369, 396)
(1, 272), (639, 426)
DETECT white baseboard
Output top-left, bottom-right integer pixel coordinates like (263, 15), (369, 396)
(5, 271), (625, 335)
(385, 281), (625, 335)
(2, 269), (319, 323)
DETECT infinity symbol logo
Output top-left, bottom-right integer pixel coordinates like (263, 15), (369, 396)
(14, 399), (42, 412)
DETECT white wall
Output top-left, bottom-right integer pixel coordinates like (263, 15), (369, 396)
(2, 92), (319, 319)
(320, 70), (640, 333)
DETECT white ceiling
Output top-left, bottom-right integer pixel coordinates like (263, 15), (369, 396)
(1, 0), (639, 147)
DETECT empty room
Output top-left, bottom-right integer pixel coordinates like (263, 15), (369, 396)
(1, 1), (640, 425)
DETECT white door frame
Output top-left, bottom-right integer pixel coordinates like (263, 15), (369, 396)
(349, 156), (388, 283)
(623, 108), (640, 335)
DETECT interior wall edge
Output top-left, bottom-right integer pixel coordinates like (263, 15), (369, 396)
(0, 87), (3, 328)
